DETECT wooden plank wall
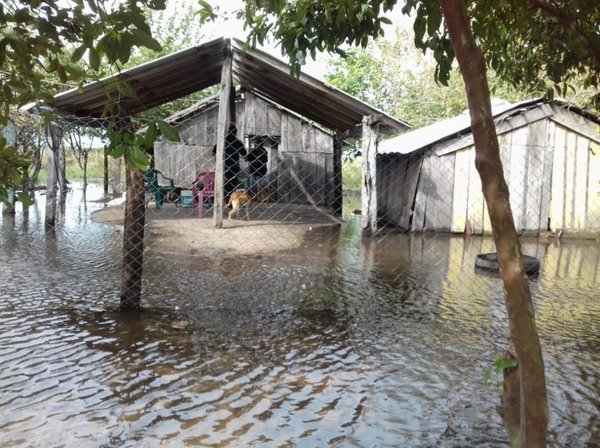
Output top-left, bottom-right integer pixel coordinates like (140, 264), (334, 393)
(154, 105), (223, 188)
(539, 120), (555, 230)
(377, 154), (420, 229)
(380, 111), (599, 235)
(507, 126), (529, 231)
(424, 153), (455, 232)
(451, 149), (470, 232)
(246, 93), (334, 206)
(155, 92), (335, 206)
(549, 122), (600, 231)
(549, 125), (567, 230)
(524, 121), (548, 232)
(587, 142), (600, 230)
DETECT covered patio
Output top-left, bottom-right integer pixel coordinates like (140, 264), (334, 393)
(46, 36), (409, 306)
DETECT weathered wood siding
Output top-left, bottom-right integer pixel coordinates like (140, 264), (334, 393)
(379, 109), (600, 234)
(154, 106), (221, 188)
(377, 153), (422, 230)
(549, 123), (600, 232)
(154, 92), (335, 206)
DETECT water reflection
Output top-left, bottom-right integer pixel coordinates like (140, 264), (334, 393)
(0, 184), (599, 447)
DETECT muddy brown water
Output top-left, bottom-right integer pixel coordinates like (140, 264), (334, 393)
(1, 185), (599, 447)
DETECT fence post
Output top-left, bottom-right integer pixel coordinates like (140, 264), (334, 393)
(214, 39), (233, 229)
(103, 146), (109, 197)
(120, 156), (146, 309)
(333, 133), (344, 217)
(112, 157), (122, 197)
(361, 115), (379, 236)
(44, 122), (61, 229)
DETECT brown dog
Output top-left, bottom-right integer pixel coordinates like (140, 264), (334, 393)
(227, 190), (253, 220)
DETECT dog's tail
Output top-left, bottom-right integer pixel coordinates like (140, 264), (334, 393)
(226, 194), (233, 209)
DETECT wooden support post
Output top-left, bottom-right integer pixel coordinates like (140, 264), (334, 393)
(228, 82), (237, 125)
(103, 146), (109, 197)
(120, 156), (146, 309)
(3, 189), (16, 214)
(44, 123), (61, 229)
(361, 115), (380, 236)
(52, 123), (68, 204)
(214, 40), (233, 229)
(332, 133), (344, 217)
(111, 157), (122, 197)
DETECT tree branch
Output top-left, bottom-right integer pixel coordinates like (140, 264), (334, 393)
(527, 0), (600, 67)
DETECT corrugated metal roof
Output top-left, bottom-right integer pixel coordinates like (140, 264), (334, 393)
(379, 99), (600, 156)
(378, 99), (531, 155)
(50, 37), (409, 137)
(52, 38), (227, 118)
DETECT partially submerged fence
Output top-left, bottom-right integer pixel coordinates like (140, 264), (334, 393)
(6, 98), (600, 309)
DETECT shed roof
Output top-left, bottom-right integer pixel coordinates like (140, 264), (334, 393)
(50, 37), (409, 138)
(378, 98), (600, 155)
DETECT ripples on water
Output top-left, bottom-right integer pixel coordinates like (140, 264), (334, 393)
(1, 185), (599, 447)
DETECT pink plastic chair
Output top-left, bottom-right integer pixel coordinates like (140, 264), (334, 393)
(192, 171), (215, 217)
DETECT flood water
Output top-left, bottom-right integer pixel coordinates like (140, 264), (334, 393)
(1, 185), (599, 447)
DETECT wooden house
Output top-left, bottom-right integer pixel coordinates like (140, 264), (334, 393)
(377, 99), (600, 236)
(153, 90), (338, 207)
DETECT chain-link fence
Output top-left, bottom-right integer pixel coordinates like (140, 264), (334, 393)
(15, 96), (600, 305)
(3, 97), (600, 446)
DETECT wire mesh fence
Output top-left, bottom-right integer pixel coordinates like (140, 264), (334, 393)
(3, 98), (600, 447)
(3, 96), (600, 307)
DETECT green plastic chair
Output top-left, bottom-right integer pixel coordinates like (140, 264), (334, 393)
(143, 169), (177, 208)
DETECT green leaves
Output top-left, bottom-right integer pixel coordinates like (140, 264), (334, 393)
(242, 0), (398, 77)
(144, 121), (158, 148)
(157, 120), (180, 142)
(0, 138), (32, 206)
(495, 356), (518, 372)
(103, 119), (178, 173)
(131, 28), (163, 52)
(128, 145), (150, 171)
(484, 353), (519, 391)
(471, 0), (600, 110)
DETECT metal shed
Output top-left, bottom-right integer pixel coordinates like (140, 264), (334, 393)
(377, 99), (600, 236)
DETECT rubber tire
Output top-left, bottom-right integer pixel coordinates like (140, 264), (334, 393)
(475, 253), (540, 275)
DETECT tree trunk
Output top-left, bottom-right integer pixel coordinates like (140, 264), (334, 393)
(120, 158), (146, 309)
(439, 0), (548, 446)
(45, 124), (61, 229)
(112, 157), (122, 198)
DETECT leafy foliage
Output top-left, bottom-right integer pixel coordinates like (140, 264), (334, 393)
(0, 135), (34, 206)
(484, 354), (519, 392)
(242, 0), (599, 113)
(241, 0), (397, 77)
(0, 0), (169, 112)
(325, 27), (540, 128)
(0, 0), (169, 203)
(0, 0), (219, 203)
(402, 0), (600, 111)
